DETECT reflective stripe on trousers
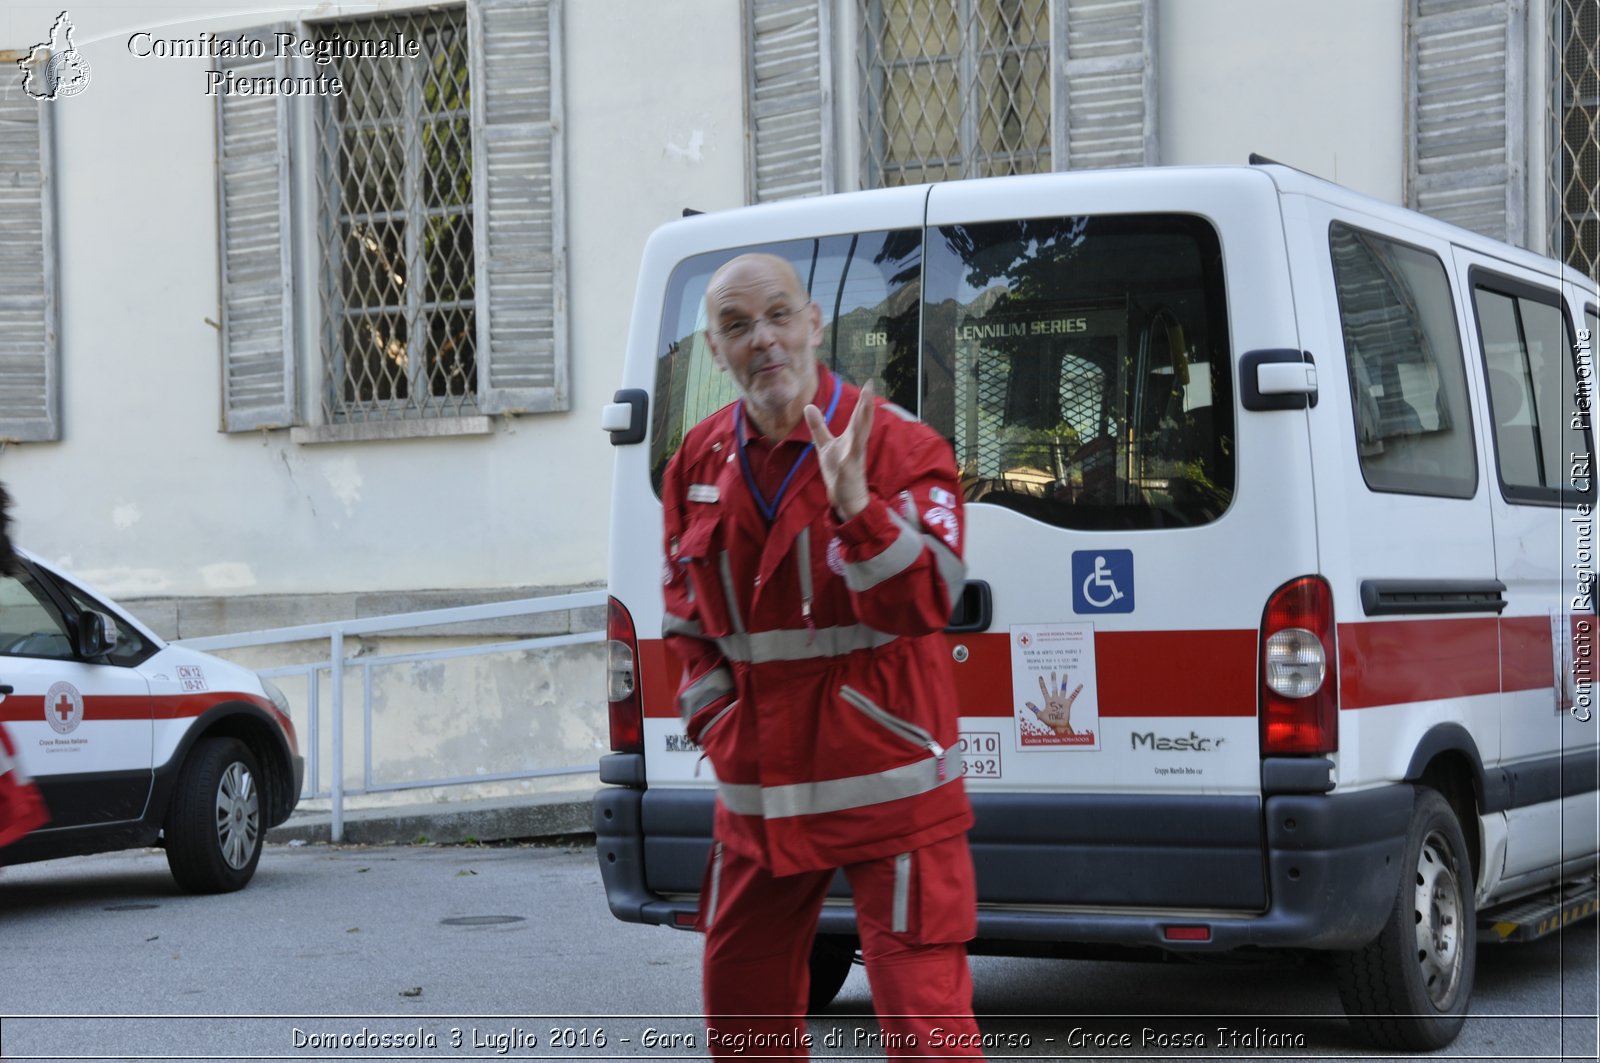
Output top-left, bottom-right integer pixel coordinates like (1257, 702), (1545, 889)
(716, 755), (958, 819)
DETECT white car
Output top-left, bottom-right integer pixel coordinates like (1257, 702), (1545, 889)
(0, 549), (302, 891)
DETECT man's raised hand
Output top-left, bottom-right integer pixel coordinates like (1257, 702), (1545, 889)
(805, 380), (875, 521)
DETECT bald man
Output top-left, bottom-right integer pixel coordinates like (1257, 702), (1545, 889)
(660, 254), (985, 1058)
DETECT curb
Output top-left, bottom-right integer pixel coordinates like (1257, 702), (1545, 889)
(266, 791), (596, 847)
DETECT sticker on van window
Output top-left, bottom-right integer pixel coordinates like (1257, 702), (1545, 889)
(1011, 624), (1100, 750)
(1072, 550), (1134, 614)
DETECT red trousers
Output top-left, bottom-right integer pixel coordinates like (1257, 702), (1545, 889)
(699, 832), (985, 1060)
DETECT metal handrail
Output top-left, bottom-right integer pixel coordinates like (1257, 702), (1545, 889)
(175, 590), (606, 842)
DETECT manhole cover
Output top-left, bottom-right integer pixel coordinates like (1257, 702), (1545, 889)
(440, 915), (525, 927)
(103, 904), (160, 912)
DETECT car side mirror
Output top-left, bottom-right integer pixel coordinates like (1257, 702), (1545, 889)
(77, 610), (120, 659)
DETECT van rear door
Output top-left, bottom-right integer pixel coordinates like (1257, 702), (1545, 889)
(921, 169), (1313, 909)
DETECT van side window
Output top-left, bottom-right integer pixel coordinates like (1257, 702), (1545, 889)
(648, 231), (924, 495)
(921, 214), (1233, 530)
(1328, 224), (1476, 499)
(1471, 274), (1593, 504)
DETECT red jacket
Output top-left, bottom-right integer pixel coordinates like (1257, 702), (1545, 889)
(662, 369), (972, 875)
(0, 722), (48, 849)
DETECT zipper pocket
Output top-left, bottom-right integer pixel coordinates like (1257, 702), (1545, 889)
(839, 685), (947, 781)
(692, 700), (737, 779)
(695, 700), (737, 745)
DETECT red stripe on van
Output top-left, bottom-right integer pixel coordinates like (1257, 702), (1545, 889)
(640, 639), (683, 719)
(947, 631), (1258, 717)
(1501, 612), (1592, 694)
(1338, 617), (1501, 709)
(1338, 618), (1499, 709)
(639, 630), (1259, 719)
(1501, 614), (1556, 693)
(1339, 614), (1588, 710)
(0, 692), (275, 724)
(644, 612), (1586, 721)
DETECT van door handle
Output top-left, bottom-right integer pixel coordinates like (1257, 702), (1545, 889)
(0, 684), (13, 695)
(602, 389), (649, 446)
(946, 581), (991, 633)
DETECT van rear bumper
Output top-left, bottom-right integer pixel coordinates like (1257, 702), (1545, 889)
(946, 785), (1414, 952)
(593, 760), (1413, 953)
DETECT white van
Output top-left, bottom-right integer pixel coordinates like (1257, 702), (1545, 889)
(595, 162), (1600, 1051)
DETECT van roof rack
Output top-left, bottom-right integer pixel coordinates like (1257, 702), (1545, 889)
(1248, 153), (1324, 180)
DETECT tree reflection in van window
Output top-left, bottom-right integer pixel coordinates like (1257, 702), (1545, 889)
(1329, 224), (1476, 499)
(923, 214), (1234, 530)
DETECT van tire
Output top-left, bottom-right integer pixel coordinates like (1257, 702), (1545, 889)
(1334, 788), (1476, 1051)
(164, 738), (264, 894)
(807, 934), (856, 1012)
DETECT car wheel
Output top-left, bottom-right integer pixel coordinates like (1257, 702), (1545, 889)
(1335, 787), (1476, 1051)
(807, 933), (857, 1013)
(165, 737), (264, 894)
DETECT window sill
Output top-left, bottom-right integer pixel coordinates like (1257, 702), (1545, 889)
(290, 416), (493, 445)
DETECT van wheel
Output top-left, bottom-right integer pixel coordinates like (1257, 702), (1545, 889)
(165, 738), (264, 894)
(807, 934), (857, 1012)
(1334, 788), (1476, 1051)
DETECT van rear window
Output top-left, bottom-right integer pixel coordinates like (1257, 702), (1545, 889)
(922, 214), (1233, 529)
(648, 231), (923, 494)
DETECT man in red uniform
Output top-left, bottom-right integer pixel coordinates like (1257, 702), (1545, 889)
(0, 482), (48, 848)
(661, 254), (984, 1058)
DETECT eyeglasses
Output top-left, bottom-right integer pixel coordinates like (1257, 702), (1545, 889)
(712, 303), (805, 342)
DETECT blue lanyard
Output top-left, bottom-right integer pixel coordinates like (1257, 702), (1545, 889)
(734, 376), (843, 523)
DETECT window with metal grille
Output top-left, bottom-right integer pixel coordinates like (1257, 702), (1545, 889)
(856, 0), (1052, 187)
(315, 9), (477, 421)
(215, 0), (566, 434)
(744, 0), (1155, 201)
(1553, 0), (1599, 277)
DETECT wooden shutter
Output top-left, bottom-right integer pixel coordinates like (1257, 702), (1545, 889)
(471, 0), (568, 415)
(1407, 0), (1527, 245)
(215, 26), (297, 431)
(746, 0), (833, 201)
(1052, 0), (1158, 170)
(0, 77), (59, 442)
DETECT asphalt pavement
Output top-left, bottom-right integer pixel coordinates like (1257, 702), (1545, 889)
(264, 790), (598, 847)
(0, 838), (1594, 1061)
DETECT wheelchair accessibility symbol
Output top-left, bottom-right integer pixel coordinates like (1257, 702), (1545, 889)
(1072, 550), (1134, 614)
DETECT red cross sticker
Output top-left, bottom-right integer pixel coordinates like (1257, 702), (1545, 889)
(53, 693), (74, 724)
(1018, 634), (1032, 647)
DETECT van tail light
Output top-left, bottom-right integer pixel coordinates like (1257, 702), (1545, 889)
(1260, 576), (1337, 755)
(607, 596), (643, 754)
